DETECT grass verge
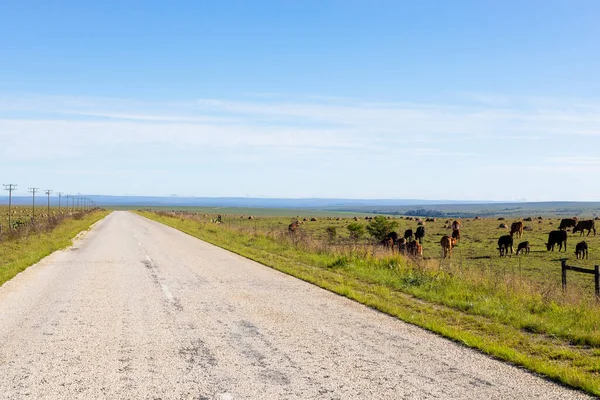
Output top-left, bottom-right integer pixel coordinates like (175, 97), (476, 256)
(0, 210), (109, 287)
(138, 211), (600, 396)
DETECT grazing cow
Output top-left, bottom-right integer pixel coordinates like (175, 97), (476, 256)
(406, 240), (422, 256)
(451, 220), (461, 231)
(415, 226), (426, 244)
(381, 237), (394, 250)
(386, 231), (399, 242)
(404, 229), (414, 242)
(440, 235), (457, 258)
(288, 221), (299, 234)
(573, 220), (596, 236)
(575, 241), (588, 260)
(451, 229), (460, 242)
(397, 238), (407, 254)
(497, 235), (513, 256)
(510, 221), (524, 238)
(559, 218), (578, 230)
(546, 230), (568, 252)
(516, 241), (530, 255)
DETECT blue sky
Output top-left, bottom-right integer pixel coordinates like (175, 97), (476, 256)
(1, 1), (599, 200)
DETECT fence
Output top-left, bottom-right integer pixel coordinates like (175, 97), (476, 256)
(561, 259), (600, 298)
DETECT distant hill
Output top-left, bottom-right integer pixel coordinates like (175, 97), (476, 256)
(0, 196), (494, 208)
(3, 196), (600, 217)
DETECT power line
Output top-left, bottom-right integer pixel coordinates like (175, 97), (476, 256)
(3, 184), (17, 229)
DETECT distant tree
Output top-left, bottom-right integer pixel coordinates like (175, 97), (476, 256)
(347, 222), (365, 240)
(325, 226), (337, 241)
(366, 216), (398, 241)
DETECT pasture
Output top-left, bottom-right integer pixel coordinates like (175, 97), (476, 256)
(139, 209), (600, 395)
(0, 205), (65, 230)
(188, 212), (600, 296)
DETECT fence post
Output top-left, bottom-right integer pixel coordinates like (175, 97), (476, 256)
(595, 265), (600, 299)
(561, 259), (567, 293)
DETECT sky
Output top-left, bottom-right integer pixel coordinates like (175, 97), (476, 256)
(1, 1), (599, 201)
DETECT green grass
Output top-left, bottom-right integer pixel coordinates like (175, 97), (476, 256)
(0, 210), (109, 287)
(138, 210), (600, 396)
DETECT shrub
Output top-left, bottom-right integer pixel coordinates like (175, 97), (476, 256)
(366, 216), (398, 241)
(347, 222), (365, 240)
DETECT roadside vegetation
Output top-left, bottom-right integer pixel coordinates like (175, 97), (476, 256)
(0, 207), (109, 287)
(138, 209), (600, 395)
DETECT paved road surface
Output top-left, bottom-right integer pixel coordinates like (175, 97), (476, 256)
(0, 211), (591, 399)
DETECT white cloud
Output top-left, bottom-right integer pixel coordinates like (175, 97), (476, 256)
(2, 92), (600, 199)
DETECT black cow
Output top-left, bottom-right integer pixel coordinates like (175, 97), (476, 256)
(575, 241), (588, 259)
(497, 235), (513, 256)
(386, 231), (399, 242)
(573, 220), (596, 236)
(516, 241), (530, 255)
(546, 230), (568, 252)
(404, 229), (414, 242)
(415, 226), (426, 244)
(451, 229), (460, 242)
(559, 218), (578, 230)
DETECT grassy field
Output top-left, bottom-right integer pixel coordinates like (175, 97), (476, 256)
(0, 209), (109, 287)
(138, 209), (600, 396)
(127, 205), (376, 217)
(0, 204), (67, 229)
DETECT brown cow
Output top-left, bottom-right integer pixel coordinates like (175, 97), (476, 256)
(451, 220), (461, 231)
(510, 221), (524, 238)
(440, 235), (457, 258)
(397, 238), (407, 254)
(407, 240), (423, 256)
(288, 221), (299, 234)
(381, 237), (394, 250)
(573, 220), (596, 236)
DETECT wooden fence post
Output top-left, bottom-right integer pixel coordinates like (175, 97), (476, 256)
(595, 265), (600, 299)
(561, 259), (567, 293)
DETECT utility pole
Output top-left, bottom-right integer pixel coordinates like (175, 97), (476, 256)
(45, 189), (52, 217)
(71, 195), (75, 211)
(57, 192), (63, 213)
(44, 189), (52, 219)
(29, 188), (39, 222)
(3, 184), (17, 229)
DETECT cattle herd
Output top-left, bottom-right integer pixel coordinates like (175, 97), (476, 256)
(378, 217), (596, 260)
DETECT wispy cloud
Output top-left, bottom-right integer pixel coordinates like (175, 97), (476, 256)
(2, 92), (600, 200)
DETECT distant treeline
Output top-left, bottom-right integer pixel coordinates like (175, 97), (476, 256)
(368, 208), (476, 218)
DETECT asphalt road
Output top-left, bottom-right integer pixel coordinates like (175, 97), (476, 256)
(0, 211), (592, 399)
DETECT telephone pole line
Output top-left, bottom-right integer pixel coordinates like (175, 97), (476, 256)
(45, 189), (52, 217)
(57, 192), (64, 213)
(28, 188), (39, 222)
(3, 184), (17, 229)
